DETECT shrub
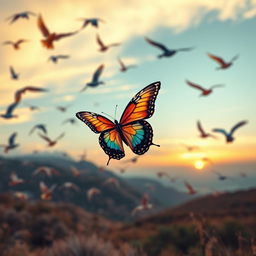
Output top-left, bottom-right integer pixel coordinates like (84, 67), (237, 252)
(33, 234), (141, 256)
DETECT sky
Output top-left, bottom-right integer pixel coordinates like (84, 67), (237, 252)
(0, 0), (256, 193)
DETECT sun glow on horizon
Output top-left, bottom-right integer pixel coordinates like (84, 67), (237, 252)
(194, 160), (205, 170)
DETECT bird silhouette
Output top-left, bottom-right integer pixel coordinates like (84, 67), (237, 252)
(117, 57), (136, 72)
(186, 80), (224, 96)
(3, 39), (28, 50)
(25, 103), (40, 111)
(70, 166), (81, 177)
(0, 102), (19, 119)
(38, 132), (65, 147)
(132, 194), (153, 216)
(37, 14), (78, 49)
(33, 166), (59, 177)
(184, 181), (197, 195)
(207, 53), (239, 70)
(48, 55), (70, 63)
(80, 64), (104, 91)
(96, 34), (120, 52)
(56, 105), (71, 112)
(157, 171), (170, 179)
(181, 143), (199, 152)
(0, 132), (19, 153)
(103, 178), (120, 188)
(87, 188), (101, 201)
(6, 11), (36, 24)
(9, 172), (24, 186)
(145, 37), (194, 58)
(14, 192), (29, 200)
(197, 120), (216, 139)
(40, 181), (56, 200)
(78, 18), (104, 29)
(124, 156), (139, 164)
(211, 170), (227, 181)
(61, 182), (80, 192)
(212, 120), (248, 143)
(9, 66), (19, 80)
(62, 118), (77, 125)
(15, 86), (48, 103)
(79, 150), (87, 162)
(29, 124), (47, 135)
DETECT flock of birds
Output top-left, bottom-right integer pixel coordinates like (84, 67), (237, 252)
(0, 11), (250, 216)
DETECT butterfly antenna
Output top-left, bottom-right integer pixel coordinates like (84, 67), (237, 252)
(114, 105), (118, 120)
(101, 112), (114, 121)
(151, 142), (160, 147)
(107, 157), (111, 165)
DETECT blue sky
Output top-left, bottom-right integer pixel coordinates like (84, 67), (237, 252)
(0, 0), (255, 192)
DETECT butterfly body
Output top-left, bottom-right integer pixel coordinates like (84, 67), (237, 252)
(76, 82), (160, 164)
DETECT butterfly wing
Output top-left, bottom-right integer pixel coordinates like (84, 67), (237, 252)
(121, 120), (155, 155)
(119, 81), (160, 125)
(76, 111), (115, 133)
(76, 111), (124, 164)
(99, 129), (125, 164)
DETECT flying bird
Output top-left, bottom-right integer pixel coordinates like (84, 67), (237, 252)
(14, 86), (48, 103)
(145, 37), (193, 58)
(38, 132), (65, 147)
(37, 14), (78, 49)
(56, 105), (71, 112)
(78, 18), (104, 29)
(87, 188), (101, 201)
(184, 181), (197, 195)
(6, 11), (36, 24)
(33, 166), (59, 177)
(96, 34), (120, 52)
(197, 120), (216, 139)
(132, 194), (153, 216)
(207, 53), (239, 70)
(124, 156), (139, 164)
(80, 64), (104, 91)
(157, 171), (170, 179)
(212, 120), (248, 143)
(14, 192), (29, 200)
(25, 103), (40, 111)
(0, 102), (19, 119)
(186, 80), (224, 96)
(103, 178), (120, 188)
(3, 39), (28, 50)
(39, 181), (56, 200)
(76, 82), (161, 165)
(62, 118), (77, 125)
(70, 166), (81, 177)
(9, 172), (24, 186)
(29, 124), (47, 135)
(79, 150), (87, 162)
(0, 132), (19, 153)
(117, 57), (136, 72)
(48, 55), (70, 63)
(61, 182), (80, 192)
(181, 143), (199, 152)
(211, 170), (228, 181)
(9, 66), (19, 80)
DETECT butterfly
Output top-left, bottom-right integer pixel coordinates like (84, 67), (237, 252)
(76, 81), (161, 165)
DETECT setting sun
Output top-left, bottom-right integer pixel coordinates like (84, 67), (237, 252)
(194, 160), (205, 170)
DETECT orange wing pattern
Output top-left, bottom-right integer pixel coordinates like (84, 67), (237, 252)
(120, 81), (160, 125)
(76, 112), (115, 133)
(121, 120), (153, 155)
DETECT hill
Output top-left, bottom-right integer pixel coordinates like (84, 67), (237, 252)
(110, 188), (256, 255)
(0, 154), (190, 221)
